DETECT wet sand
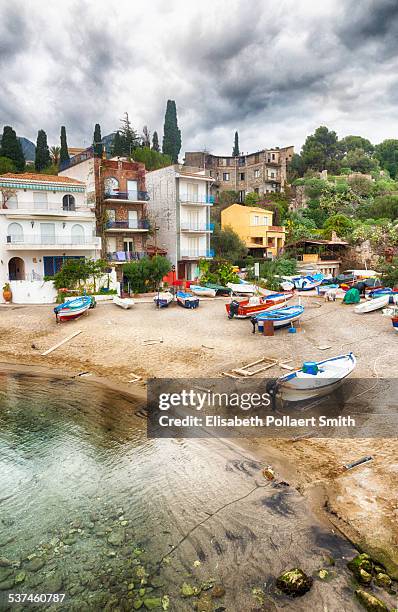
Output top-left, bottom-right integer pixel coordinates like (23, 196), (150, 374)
(0, 295), (397, 579)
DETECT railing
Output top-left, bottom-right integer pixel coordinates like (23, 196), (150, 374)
(180, 249), (214, 259)
(104, 190), (150, 201)
(267, 226), (285, 232)
(3, 202), (84, 212)
(106, 219), (150, 230)
(59, 147), (95, 172)
(6, 234), (100, 246)
(180, 223), (214, 232)
(107, 251), (147, 262)
(179, 194), (215, 204)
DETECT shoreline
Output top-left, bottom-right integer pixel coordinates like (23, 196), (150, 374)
(0, 298), (397, 577)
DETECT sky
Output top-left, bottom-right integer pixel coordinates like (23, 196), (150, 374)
(1, 0), (398, 156)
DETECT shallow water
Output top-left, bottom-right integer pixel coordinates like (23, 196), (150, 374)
(0, 370), (373, 610)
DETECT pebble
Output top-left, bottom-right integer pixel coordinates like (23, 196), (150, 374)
(25, 558), (45, 572)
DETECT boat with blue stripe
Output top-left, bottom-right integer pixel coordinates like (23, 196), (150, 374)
(176, 291), (199, 309)
(251, 304), (304, 332)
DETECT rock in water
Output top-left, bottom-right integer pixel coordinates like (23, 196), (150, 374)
(276, 568), (313, 596)
(355, 589), (389, 612)
(375, 573), (392, 589)
(0, 557), (13, 568)
(25, 558), (45, 572)
(347, 553), (373, 580)
(107, 529), (125, 547)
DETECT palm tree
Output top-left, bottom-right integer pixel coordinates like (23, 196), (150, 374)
(50, 146), (61, 166)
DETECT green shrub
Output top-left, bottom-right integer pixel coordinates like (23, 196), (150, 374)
(123, 256), (171, 293)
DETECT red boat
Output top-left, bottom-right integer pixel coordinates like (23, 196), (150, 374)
(226, 292), (294, 319)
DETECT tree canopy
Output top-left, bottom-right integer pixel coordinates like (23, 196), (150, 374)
(232, 131), (239, 157)
(0, 126), (25, 171)
(374, 139), (398, 179)
(301, 126), (341, 173)
(60, 126), (69, 165)
(152, 131), (160, 152)
(162, 100), (181, 163)
(211, 224), (247, 262)
(93, 123), (102, 157)
(35, 129), (51, 171)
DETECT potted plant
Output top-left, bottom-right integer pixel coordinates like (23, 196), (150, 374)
(2, 282), (12, 303)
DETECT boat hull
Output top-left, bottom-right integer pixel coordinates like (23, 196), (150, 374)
(113, 296), (134, 309)
(252, 305), (305, 332)
(154, 292), (173, 308)
(354, 295), (390, 313)
(276, 353), (356, 402)
(226, 292), (294, 318)
(190, 285), (216, 298)
(176, 292), (199, 309)
(54, 297), (92, 322)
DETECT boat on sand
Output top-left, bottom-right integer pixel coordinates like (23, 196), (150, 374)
(268, 353), (356, 402)
(226, 292), (294, 319)
(54, 296), (93, 323)
(113, 295), (135, 309)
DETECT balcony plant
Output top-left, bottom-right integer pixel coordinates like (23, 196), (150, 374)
(2, 283), (12, 303)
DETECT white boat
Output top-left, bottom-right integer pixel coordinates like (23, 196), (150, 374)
(113, 295), (135, 309)
(271, 353), (356, 402)
(154, 291), (173, 308)
(354, 294), (390, 314)
(252, 305), (304, 331)
(227, 282), (268, 296)
(190, 285), (216, 298)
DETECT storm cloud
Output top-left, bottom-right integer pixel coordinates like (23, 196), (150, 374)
(0, 0), (397, 155)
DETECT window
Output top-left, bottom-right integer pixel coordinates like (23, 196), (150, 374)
(107, 209), (116, 222)
(105, 177), (119, 196)
(40, 223), (55, 245)
(239, 172), (245, 181)
(254, 187), (259, 194)
(270, 171), (275, 178)
(254, 169), (260, 178)
(272, 153), (275, 160)
(263, 216), (269, 226)
(128, 210), (138, 228)
(253, 215), (260, 226)
(124, 239), (135, 253)
(71, 224), (85, 244)
(209, 170), (213, 177)
(2, 194), (17, 209)
(223, 172), (230, 181)
(63, 194), (75, 211)
(239, 190), (245, 203)
(43, 255), (84, 277)
(33, 191), (48, 210)
(7, 222), (23, 243)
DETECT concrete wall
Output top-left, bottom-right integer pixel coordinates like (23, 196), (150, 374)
(7, 280), (57, 304)
(146, 166), (178, 266)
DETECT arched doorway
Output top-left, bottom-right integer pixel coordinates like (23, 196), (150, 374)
(62, 194), (76, 211)
(8, 257), (25, 281)
(7, 222), (24, 243)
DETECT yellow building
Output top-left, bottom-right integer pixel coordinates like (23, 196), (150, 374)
(221, 204), (286, 258)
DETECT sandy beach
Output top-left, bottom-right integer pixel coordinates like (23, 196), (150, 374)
(1, 294), (397, 577)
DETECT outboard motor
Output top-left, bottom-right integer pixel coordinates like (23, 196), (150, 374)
(228, 300), (240, 319)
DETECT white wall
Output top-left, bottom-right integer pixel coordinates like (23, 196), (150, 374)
(8, 280), (57, 304)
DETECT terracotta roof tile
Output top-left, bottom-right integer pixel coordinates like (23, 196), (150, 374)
(1, 173), (84, 185)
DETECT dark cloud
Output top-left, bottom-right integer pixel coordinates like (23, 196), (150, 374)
(0, 1), (397, 154)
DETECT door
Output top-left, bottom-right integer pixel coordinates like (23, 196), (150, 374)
(187, 183), (198, 202)
(40, 223), (55, 245)
(128, 210), (138, 228)
(33, 191), (48, 210)
(123, 239), (135, 254)
(127, 180), (138, 200)
(188, 237), (199, 257)
(188, 209), (200, 230)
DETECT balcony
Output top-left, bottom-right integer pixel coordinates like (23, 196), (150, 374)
(104, 190), (149, 202)
(180, 223), (214, 232)
(180, 249), (214, 259)
(2, 203), (92, 216)
(105, 220), (150, 232)
(6, 235), (101, 250)
(179, 195), (214, 205)
(107, 251), (147, 263)
(267, 225), (285, 232)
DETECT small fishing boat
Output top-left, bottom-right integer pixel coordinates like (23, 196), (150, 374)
(154, 291), (174, 308)
(227, 282), (268, 296)
(176, 291), (199, 309)
(367, 287), (392, 298)
(113, 295), (135, 309)
(354, 294), (390, 314)
(54, 296), (93, 323)
(226, 292), (294, 319)
(190, 285), (217, 298)
(203, 283), (232, 296)
(292, 275), (322, 291)
(251, 304), (304, 332)
(316, 284), (339, 296)
(268, 353), (356, 403)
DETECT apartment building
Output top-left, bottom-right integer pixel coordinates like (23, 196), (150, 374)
(184, 146), (294, 201)
(146, 165), (214, 280)
(59, 150), (150, 276)
(0, 173), (100, 303)
(221, 204), (286, 258)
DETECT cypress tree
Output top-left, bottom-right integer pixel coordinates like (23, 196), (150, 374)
(112, 131), (124, 156)
(232, 131), (239, 157)
(93, 123), (102, 157)
(162, 100), (181, 163)
(35, 129), (51, 171)
(142, 125), (151, 148)
(0, 126), (25, 171)
(60, 126), (69, 165)
(152, 131), (160, 152)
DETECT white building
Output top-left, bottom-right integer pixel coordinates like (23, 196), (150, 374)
(0, 173), (100, 303)
(146, 165), (214, 280)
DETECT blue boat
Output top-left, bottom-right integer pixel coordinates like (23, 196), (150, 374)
(292, 276), (322, 291)
(176, 291), (199, 309)
(54, 296), (94, 322)
(251, 304), (304, 333)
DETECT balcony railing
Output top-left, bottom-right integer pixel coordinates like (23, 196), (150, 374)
(6, 234), (100, 246)
(267, 225), (285, 232)
(3, 202), (86, 212)
(106, 219), (150, 230)
(180, 249), (214, 259)
(107, 251), (147, 262)
(179, 195), (215, 205)
(104, 190), (149, 201)
(180, 223), (214, 232)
